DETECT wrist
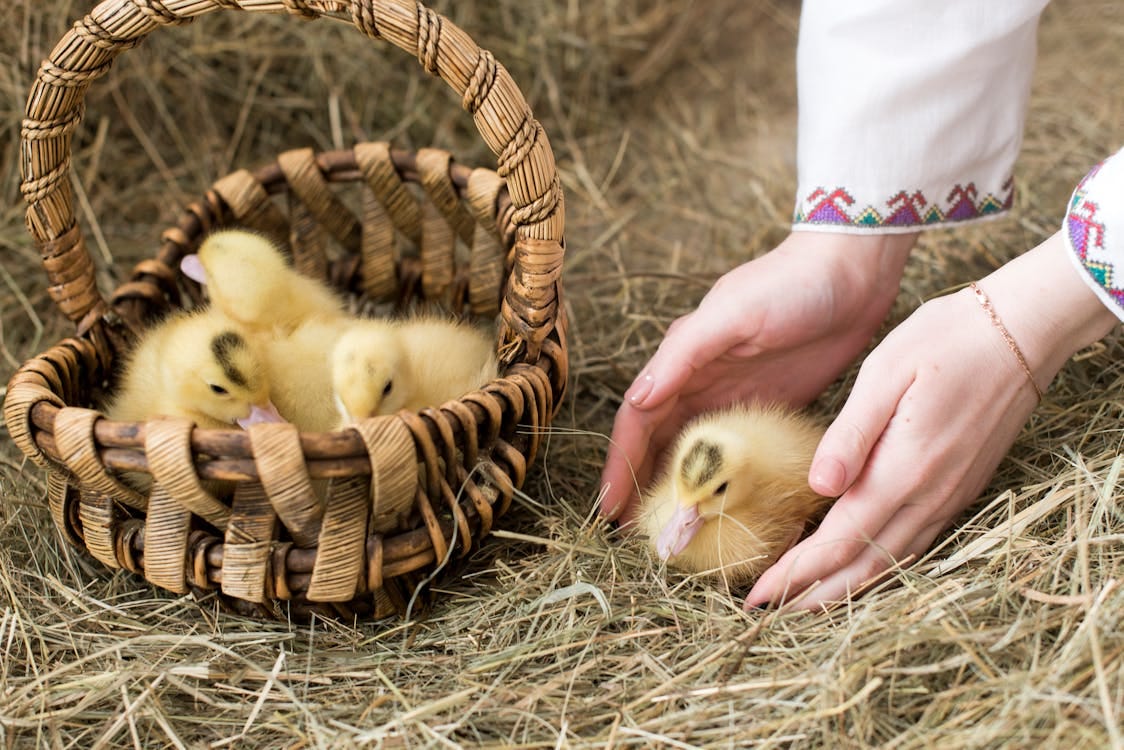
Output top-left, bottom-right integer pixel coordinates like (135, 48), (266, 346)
(781, 229), (916, 302)
(975, 232), (1117, 390)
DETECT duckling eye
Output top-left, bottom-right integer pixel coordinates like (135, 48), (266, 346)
(714, 481), (729, 496)
(209, 383), (229, 396)
(382, 380), (393, 396)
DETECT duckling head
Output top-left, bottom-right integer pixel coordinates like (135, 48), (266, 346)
(191, 229), (287, 279)
(650, 435), (737, 561)
(182, 230), (289, 326)
(330, 324), (409, 424)
(169, 320), (284, 429)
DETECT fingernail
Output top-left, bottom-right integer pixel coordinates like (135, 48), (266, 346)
(626, 372), (654, 405)
(810, 457), (845, 496)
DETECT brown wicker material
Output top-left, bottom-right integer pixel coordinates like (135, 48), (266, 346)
(5, 0), (568, 621)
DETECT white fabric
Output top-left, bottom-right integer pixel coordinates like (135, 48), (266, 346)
(792, 0), (1047, 233)
(791, 0), (1124, 320)
(1064, 149), (1124, 321)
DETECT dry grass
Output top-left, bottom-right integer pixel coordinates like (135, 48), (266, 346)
(3, 1), (1124, 747)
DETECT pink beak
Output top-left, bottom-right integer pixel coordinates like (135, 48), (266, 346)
(236, 401), (286, 429)
(180, 254), (208, 284)
(656, 503), (703, 560)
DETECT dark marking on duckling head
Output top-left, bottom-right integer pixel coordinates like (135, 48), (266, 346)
(211, 331), (249, 388)
(680, 439), (723, 489)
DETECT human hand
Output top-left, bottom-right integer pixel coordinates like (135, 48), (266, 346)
(599, 230), (917, 523)
(744, 231), (1118, 611)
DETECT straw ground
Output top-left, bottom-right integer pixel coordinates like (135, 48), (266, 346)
(2, 1), (1124, 747)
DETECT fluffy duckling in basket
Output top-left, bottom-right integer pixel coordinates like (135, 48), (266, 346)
(258, 314), (496, 430)
(331, 315), (498, 425)
(393, 315), (499, 410)
(106, 309), (285, 430)
(256, 316), (356, 432)
(329, 319), (407, 425)
(639, 404), (832, 586)
(180, 229), (345, 334)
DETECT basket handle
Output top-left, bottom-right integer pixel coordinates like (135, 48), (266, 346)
(21, 0), (565, 360)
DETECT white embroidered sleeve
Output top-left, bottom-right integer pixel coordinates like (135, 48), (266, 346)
(793, 0), (1048, 233)
(1064, 149), (1124, 321)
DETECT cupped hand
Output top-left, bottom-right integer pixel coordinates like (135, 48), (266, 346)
(744, 231), (1118, 611)
(599, 230), (917, 523)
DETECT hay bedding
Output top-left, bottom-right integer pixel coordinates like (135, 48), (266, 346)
(1, 0), (1123, 747)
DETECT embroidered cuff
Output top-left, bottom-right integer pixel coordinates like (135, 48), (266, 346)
(792, 179), (1014, 234)
(1064, 151), (1124, 321)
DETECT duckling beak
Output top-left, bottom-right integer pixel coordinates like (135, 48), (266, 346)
(180, 254), (208, 284)
(236, 401), (285, 429)
(656, 504), (703, 560)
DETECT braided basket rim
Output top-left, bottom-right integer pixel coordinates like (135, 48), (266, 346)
(14, 145), (565, 475)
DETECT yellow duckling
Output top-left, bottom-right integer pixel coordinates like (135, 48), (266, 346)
(260, 317), (352, 432)
(640, 404), (832, 585)
(393, 316), (498, 410)
(180, 229), (345, 333)
(245, 317), (400, 432)
(330, 319), (408, 424)
(106, 309), (285, 429)
(251, 313), (498, 430)
(331, 315), (498, 424)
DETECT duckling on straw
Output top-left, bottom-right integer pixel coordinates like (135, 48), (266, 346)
(639, 403), (832, 586)
(106, 309), (284, 429)
(180, 229), (345, 333)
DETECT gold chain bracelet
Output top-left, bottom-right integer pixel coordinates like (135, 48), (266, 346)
(969, 282), (1044, 402)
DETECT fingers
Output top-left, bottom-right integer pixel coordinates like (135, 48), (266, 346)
(624, 318), (704, 409)
(744, 359), (915, 608)
(742, 483), (943, 611)
(743, 311), (1008, 611)
(742, 483), (899, 609)
(598, 396), (677, 521)
(604, 298), (764, 521)
(808, 352), (912, 497)
(756, 512), (945, 612)
(628, 301), (764, 410)
(795, 515), (945, 610)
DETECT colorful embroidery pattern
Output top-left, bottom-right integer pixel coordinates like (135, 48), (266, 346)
(1065, 161), (1124, 306)
(793, 179), (1014, 228)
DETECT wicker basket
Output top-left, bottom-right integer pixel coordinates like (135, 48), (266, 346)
(4, 0), (568, 621)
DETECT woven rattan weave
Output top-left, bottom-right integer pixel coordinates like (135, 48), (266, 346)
(4, 0), (567, 620)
